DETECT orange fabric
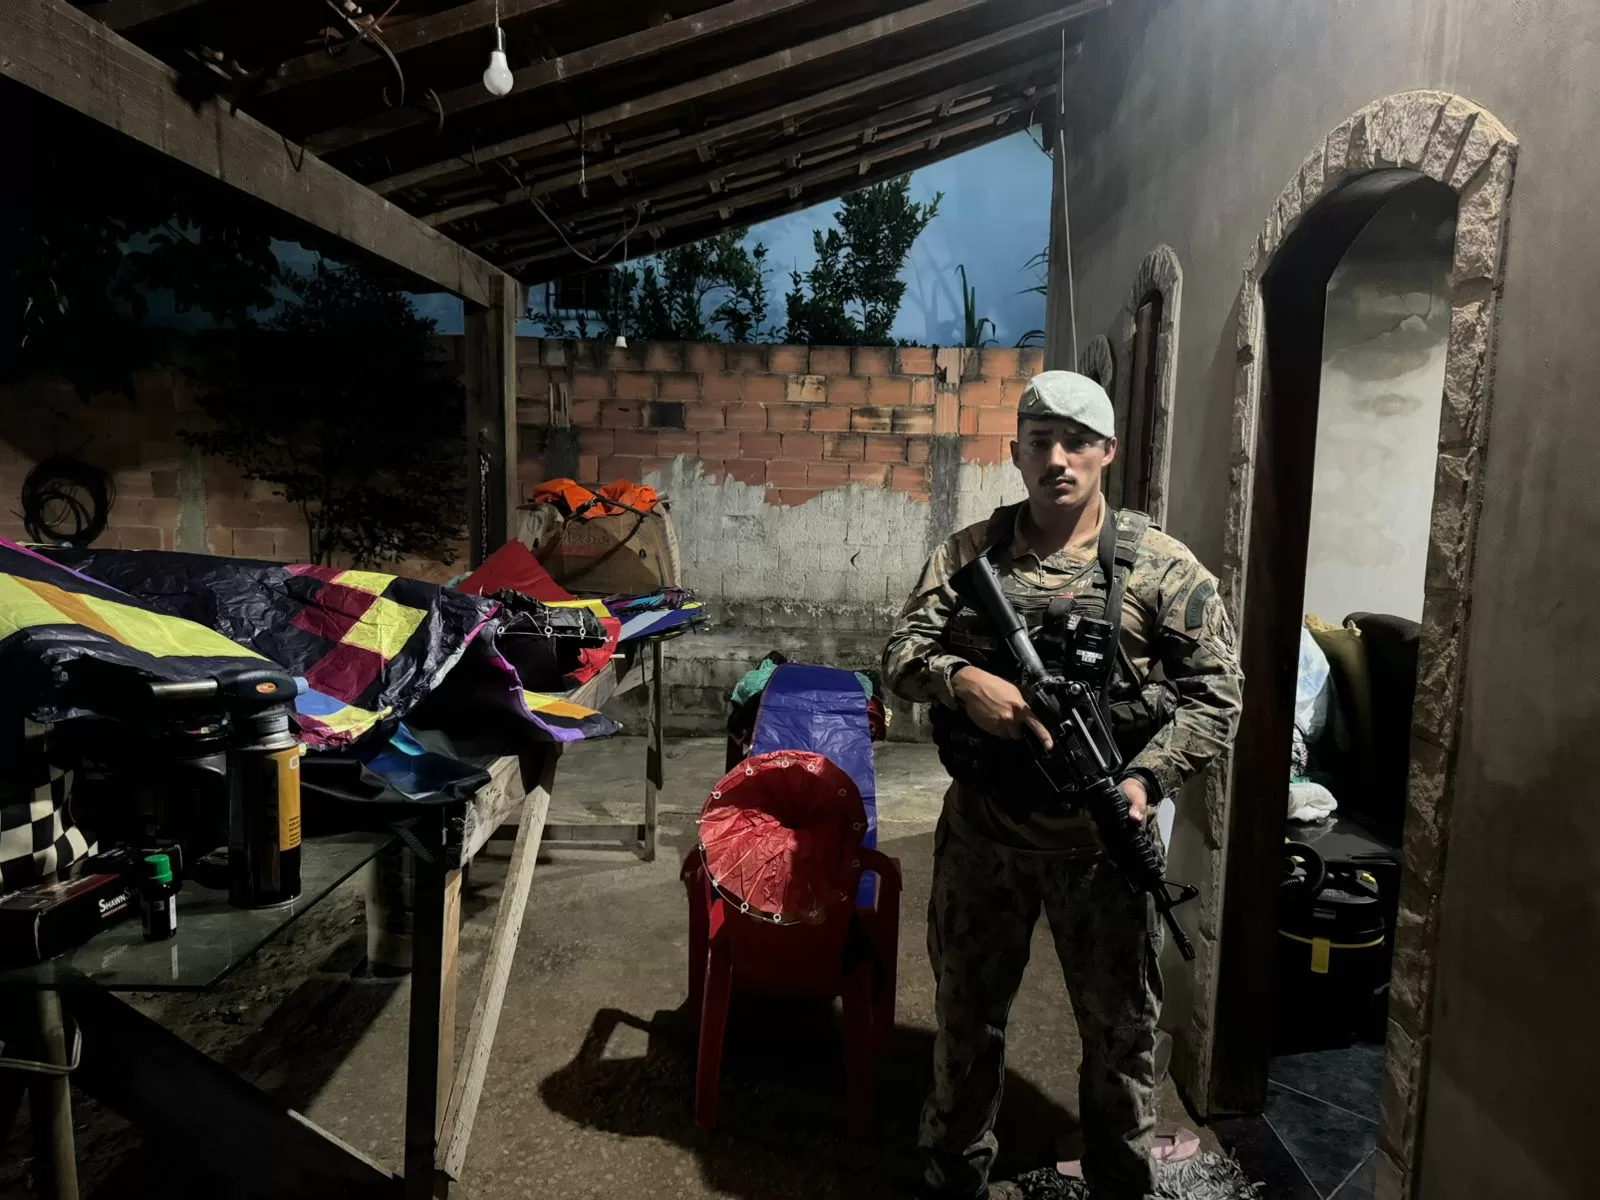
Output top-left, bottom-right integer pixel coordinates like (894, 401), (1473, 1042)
(531, 479), (595, 516)
(532, 478), (659, 520)
(598, 481), (659, 513)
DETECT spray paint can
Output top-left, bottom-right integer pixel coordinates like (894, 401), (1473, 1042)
(227, 699), (303, 909)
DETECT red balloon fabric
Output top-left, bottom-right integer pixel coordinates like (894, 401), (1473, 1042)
(698, 751), (868, 925)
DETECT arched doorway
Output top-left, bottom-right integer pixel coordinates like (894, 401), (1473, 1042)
(1192, 92), (1517, 1200)
(1075, 246), (1184, 527)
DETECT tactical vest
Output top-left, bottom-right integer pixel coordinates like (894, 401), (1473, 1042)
(929, 503), (1174, 789)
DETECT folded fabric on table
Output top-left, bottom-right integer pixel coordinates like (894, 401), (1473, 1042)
(603, 587), (698, 613)
(616, 603), (707, 643)
(457, 540), (621, 684)
(41, 547), (618, 749)
(2, 537), (285, 725)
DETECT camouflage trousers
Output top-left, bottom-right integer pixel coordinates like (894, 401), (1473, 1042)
(920, 812), (1163, 1200)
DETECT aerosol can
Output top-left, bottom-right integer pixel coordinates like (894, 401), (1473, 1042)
(222, 672), (304, 908)
(59, 662), (307, 910)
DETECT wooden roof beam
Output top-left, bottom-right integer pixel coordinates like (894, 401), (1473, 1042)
(422, 52), (1062, 229)
(507, 119), (1013, 280)
(483, 81), (1052, 245)
(308, 0), (825, 154)
(80, 0), (209, 31)
(6, 0), (508, 308)
(256, 0), (567, 99)
(373, 0), (1106, 196)
(501, 105), (1018, 267)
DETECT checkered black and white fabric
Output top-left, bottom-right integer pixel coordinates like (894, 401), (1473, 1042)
(1, 721), (94, 893)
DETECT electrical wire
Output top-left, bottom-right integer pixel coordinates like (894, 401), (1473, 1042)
(528, 196), (644, 266)
(1057, 28), (1079, 367)
(321, 0), (406, 109)
(495, 156), (643, 267)
(18, 456), (114, 548)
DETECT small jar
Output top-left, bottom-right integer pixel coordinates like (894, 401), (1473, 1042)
(140, 853), (179, 942)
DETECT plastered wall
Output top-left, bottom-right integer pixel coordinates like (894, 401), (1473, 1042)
(1048, 2), (1600, 1196)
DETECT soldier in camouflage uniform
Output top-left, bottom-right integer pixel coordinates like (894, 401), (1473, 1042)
(883, 371), (1244, 1200)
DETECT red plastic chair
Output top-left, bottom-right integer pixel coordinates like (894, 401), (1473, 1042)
(682, 846), (901, 1136)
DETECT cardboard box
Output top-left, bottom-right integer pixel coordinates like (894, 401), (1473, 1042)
(520, 504), (682, 597)
(0, 873), (140, 965)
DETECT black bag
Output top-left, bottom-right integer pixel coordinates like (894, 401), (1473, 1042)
(490, 590), (608, 691)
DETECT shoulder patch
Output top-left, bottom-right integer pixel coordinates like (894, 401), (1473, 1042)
(1185, 579), (1217, 630)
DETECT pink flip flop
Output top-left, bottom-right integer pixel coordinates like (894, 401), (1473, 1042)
(1056, 1129), (1202, 1178)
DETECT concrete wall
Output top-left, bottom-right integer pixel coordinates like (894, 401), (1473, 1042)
(1303, 188), (1454, 625)
(1050, 2), (1600, 1197)
(512, 337), (1032, 736)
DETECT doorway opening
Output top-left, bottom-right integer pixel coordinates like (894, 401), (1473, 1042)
(1193, 91), (1519, 1200)
(1267, 177), (1458, 1198)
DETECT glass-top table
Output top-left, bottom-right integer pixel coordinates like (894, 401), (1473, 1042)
(0, 831), (393, 992)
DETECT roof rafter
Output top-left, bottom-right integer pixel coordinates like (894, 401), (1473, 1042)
(370, 0), (1107, 197)
(308, 0), (825, 154)
(424, 52), (1061, 229)
(510, 119), (1014, 281)
(256, 0), (567, 99)
(80, 0), (207, 31)
(484, 78), (1053, 248)
(502, 103), (1022, 272)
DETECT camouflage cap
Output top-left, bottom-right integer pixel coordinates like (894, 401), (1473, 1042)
(1016, 370), (1117, 440)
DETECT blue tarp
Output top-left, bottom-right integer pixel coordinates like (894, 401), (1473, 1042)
(750, 663), (878, 907)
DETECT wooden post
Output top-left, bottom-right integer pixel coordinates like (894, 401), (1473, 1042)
(403, 810), (447, 1200)
(437, 750), (555, 1180)
(436, 869), (463, 1137)
(463, 275), (522, 565)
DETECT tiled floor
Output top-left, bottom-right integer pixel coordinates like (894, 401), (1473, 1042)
(1215, 1044), (1386, 1199)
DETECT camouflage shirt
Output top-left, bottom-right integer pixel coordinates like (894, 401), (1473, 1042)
(883, 499), (1244, 852)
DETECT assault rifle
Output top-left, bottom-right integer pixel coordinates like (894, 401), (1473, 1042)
(951, 551), (1200, 960)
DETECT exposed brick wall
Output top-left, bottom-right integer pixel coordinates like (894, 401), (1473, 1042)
(0, 370), (301, 557)
(513, 338), (1044, 508)
(510, 337), (1044, 737)
(0, 371), (453, 580)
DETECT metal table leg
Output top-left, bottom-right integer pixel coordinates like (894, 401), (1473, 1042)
(27, 990), (79, 1200)
(403, 809), (447, 1200)
(643, 637), (665, 863)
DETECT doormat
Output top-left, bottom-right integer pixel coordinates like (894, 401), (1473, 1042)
(1015, 1152), (1265, 1200)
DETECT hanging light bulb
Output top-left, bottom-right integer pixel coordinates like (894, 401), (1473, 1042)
(613, 233), (630, 349)
(483, 4), (513, 97)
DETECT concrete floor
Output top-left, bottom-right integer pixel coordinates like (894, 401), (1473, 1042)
(3, 736), (1210, 1199)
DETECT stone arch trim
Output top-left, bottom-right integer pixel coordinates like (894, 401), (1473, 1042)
(1111, 244), (1183, 525)
(1077, 333), (1115, 391)
(1197, 91), (1517, 1200)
